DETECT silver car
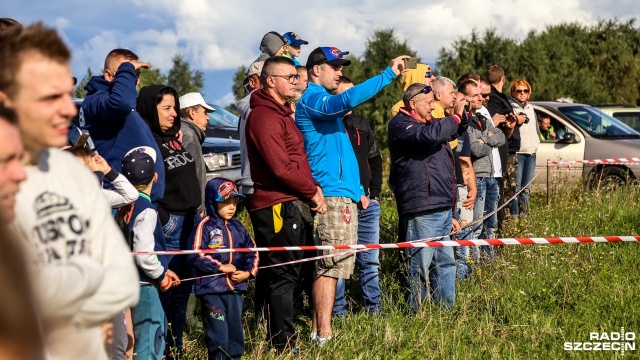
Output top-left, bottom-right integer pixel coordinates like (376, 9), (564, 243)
(532, 101), (640, 187)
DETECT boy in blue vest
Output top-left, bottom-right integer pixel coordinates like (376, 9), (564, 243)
(118, 146), (180, 359)
(190, 178), (259, 359)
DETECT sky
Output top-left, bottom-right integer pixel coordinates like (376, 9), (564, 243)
(5, 0), (639, 106)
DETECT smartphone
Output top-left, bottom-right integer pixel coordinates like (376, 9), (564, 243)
(403, 57), (417, 69)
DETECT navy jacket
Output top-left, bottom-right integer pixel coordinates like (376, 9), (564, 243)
(388, 109), (461, 215)
(189, 178), (258, 295)
(81, 62), (165, 202)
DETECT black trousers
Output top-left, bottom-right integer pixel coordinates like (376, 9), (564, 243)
(250, 201), (307, 349)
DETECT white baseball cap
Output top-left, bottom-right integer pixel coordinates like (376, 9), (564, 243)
(179, 92), (215, 112)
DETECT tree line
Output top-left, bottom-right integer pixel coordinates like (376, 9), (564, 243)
(73, 18), (640, 154)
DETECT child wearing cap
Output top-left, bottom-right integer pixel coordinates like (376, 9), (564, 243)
(189, 178), (258, 359)
(117, 146), (180, 360)
(282, 31), (309, 67)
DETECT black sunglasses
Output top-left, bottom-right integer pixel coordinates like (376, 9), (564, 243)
(410, 86), (433, 101)
(424, 71), (433, 78)
(481, 93), (491, 98)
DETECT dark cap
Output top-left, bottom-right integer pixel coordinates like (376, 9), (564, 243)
(121, 146), (156, 185)
(305, 47), (351, 70)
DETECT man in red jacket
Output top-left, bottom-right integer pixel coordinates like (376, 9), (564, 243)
(245, 56), (327, 352)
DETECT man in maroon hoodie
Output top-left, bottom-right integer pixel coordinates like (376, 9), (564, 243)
(245, 56), (327, 352)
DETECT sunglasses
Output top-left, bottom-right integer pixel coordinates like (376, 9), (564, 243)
(410, 86), (433, 101)
(481, 93), (491, 98)
(515, 89), (530, 94)
(424, 71), (433, 78)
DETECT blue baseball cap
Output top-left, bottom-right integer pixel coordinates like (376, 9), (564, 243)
(121, 146), (156, 185)
(305, 46), (351, 70)
(283, 32), (309, 47)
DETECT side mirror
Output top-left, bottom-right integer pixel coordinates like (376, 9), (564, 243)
(559, 132), (577, 144)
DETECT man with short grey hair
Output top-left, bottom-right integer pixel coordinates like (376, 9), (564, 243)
(179, 92), (214, 213)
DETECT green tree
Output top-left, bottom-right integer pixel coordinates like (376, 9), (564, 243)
(343, 28), (418, 151)
(167, 54), (205, 96)
(437, 19), (640, 105)
(138, 66), (167, 89)
(73, 67), (93, 99)
(225, 65), (247, 115)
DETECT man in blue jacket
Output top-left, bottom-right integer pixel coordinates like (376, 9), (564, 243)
(81, 49), (166, 202)
(296, 46), (408, 345)
(388, 83), (470, 313)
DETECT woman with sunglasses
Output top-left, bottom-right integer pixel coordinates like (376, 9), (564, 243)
(508, 79), (540, 219)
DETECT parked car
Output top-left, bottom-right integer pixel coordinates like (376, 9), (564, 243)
(593, 104), (640, 133)
(532, 101), (640, 187)
(70, 98), (241, 182)
(205, 104), (240, 140)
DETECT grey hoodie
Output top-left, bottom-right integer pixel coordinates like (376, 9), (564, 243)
(468, 113), (506, 177)
(180, 118), (207, 212)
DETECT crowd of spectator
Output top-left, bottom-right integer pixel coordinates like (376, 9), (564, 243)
(0, 19), (550, 359)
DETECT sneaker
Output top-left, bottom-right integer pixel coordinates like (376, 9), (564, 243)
(315, 335), (332, 347)
(310, 331), (317, 341)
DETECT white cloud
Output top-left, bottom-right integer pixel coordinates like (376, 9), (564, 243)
(212, 91), (236, 107)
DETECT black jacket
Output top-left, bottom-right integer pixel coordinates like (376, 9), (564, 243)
(137, 85), (201, 221)
(487, 85), (521, 173)
(342, 114), (383, 199)
(388, 109), (460, 215)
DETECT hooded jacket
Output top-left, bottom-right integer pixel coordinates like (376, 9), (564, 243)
(388, 108), (461, 215)
(342, 113), (383, 198)
(390, 64), (430, 118)
(189, 178), (258, 295)
(467, 113), (506, 177)
(296, 67), (397, 202)
(180, 118), (207, 212)
(246, 88), (318, 210)
(137, 85), (201, 218)
(81, 62), (165, 202)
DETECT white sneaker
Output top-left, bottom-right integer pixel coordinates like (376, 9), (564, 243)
(315, 335), (332, 347)
(310, 332), (317, 341)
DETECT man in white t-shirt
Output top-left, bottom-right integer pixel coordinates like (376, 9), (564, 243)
(0, 23), (139, 360)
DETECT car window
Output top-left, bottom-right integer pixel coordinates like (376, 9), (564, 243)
(207, 104), (239, 128)
(534, 110), (567, 142)
(612, 111), (640, 132)
(558, 105), (640, 138)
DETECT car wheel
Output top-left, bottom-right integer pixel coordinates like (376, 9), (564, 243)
(591, 166), (628, 190)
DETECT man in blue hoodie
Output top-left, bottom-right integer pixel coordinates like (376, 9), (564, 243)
(81, 49), (166, 202)
(296, 46), (408, 345)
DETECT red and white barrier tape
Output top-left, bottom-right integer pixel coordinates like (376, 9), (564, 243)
(134, 236), (640, 255)
(547, 157), (640, 165)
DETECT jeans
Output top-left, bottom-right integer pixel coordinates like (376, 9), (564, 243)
(473, 177), (499, 260)
(132, 284), (165, 360)
(511, 153), (536, 218)
(159, 212), (198, 352)
(333, 200), (381, 316)
(400, 208), (456, 313)
(454, 185), (475, 280)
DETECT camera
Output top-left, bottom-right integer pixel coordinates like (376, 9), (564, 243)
(519, 112), (530, 124)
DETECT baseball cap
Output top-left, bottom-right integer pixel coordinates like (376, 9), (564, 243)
(121, 146), (157, 185)
(259, 31), (285, 57)
(179, 92), (215, 112)
(245, 55), (267, 79)
(283, 32), (308, 47)
(305, 47), (351, 70)
(215, 180), (245, 202)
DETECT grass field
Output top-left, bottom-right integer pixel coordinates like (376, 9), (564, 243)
(180, 184), (640, 359)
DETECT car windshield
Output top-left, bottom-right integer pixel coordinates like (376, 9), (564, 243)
(558, 105), (640, 138)
(207, 104), (239, 128)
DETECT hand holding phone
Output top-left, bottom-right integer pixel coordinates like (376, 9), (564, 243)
(403, 57), (417, 69)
